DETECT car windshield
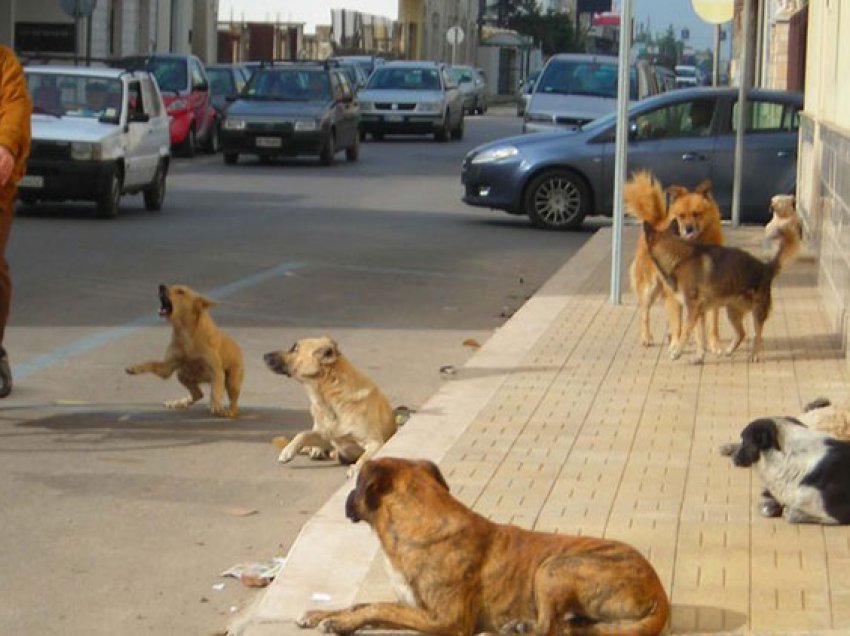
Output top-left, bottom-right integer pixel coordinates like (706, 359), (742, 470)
(452, 68), (474, 83)
(676, 67), (697, 78)
(207, 68), (235, 95)
(244, 69), (331, 101)
(367, 67), (442, 91)
(145, 58), (188, 93)
(538, 59), (624, 98)
(27, 72), (123, 121)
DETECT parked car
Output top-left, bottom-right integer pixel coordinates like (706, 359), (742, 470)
(523, 53), (659, 133)
(462, 87), (803, 230)
(451, 65), (487, 114)
(19, 65), (171, 218)
(113, 54), (219, 155)
(675, 64), (700, 88)
(206, 63), (251, 117)
(220, 62), (360, 166)
(334, 55), (384, 79)
(357, 61), (464, 141)
(516, 70), (540, 117)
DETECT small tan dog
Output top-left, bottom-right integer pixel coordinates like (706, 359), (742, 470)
(263, 337), (396, 478)
(126, 284), (244, 418)
(298, 458), (669, 636)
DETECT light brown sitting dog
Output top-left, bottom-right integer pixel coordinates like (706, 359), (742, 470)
(298, 458), (669, 636)
(126, 284), (244, 418)
(264, 337), (396, 478)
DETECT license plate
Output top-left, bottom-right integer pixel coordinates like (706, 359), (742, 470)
(18, 175), (44, 189)
(385, 114), (404, 123)
(256, 137), (282, 148)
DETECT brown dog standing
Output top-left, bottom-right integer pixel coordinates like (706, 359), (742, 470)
(298, 458), (669, 636)
(126, 284), (244, 417)
(264, 337), (396, 478)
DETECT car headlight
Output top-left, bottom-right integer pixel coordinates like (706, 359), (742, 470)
(294, 119), (318, 132)
(525, 112), (555, 124)
(167, 98), (188, 113)
(223, 119), (246, 131)
(71, 142), (95, 161)
(418, 101), (442, 112)
(471, 146), (520, 164)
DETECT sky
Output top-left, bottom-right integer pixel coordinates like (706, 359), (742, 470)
(218, 0), (729, 52)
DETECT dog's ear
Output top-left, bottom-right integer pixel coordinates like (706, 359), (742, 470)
(642, 221), (654, 240)
(360, 461), (392, 512)
(193, 295), (216, 313)
(667, 218), (681, 235)
(419, 460), (450, 492)
(318, 340), (339, 365)
(665, 185), (689, 203)
(694, 179), (713, 196)
(748, 418), (781, 451)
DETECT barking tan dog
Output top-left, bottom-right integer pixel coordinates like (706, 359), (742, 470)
(298, 458), (669, 636)
(126, 284), (244, 417)
(625, 171), (724, 355)
(263, 337), (396, 478)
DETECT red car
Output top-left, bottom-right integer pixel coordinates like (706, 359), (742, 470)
(116, 54), (219, 156)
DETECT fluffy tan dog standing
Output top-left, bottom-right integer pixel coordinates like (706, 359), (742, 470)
(298, 458), (669, 636)
(126, 284), (244, 417)
(625, 171), (724, 355)
(263, 337), (396, 478)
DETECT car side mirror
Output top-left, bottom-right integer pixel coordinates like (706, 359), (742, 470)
(129, 112), (150, 123)
(194, 81), (208, 92)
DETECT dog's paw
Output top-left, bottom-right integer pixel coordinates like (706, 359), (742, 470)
(346, 465), (360, 480)
(297, 611), (326, 629)
(211, 403), (236, 418)
(708, 340), (724, 355)
(669, 344), (683, 360)
(750, 351), (762, 363)
(759, 499), (783, 518)
(784, 507), (820, 524)
(164, 396), (193, 410)
(279, 446), (298, 463)
(718, 442), (739, 457)
(318, 619), (353, 636)
(691, 352), (705, 365)
(125, 365), (142, 375)
(308, 447), (331, 460)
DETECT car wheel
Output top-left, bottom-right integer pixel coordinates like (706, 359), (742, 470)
(480, 102), (487, 115)
(19, 194), (37, 206)
(524, 170), (588, 231)
(319, 131), (335, 166)
(204, 120), (220, 154)
(96, 169), (123, 219)
(450, 113), (464, 140)
(373, 131), (384, 141)
(143, 160), (168, 211)
(434, 113), (449, 142)
(359, 129), (367, 142)
(182, 126), (197, 158)
(345, 133), (360, 162)
(223, 152), (238, 165)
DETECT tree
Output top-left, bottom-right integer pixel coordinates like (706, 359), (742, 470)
(656, 25), (683, 64)
(496, 2), (579, 56)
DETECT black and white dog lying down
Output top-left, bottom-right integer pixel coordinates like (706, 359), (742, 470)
(720, 416), (850, 525)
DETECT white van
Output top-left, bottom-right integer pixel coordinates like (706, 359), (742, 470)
(523, 53), (659, 133)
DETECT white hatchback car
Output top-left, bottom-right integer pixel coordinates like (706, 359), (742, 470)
(20, 65), (171, 218)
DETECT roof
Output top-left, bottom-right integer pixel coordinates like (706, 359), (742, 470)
(380, 60), (443, 68)
(24, 65), (129, 79)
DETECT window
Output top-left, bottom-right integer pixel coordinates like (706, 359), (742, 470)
(190, 59), (206, 90)
(731, 100), (800, 133)
(128, 81), (145, 117)
(141, 78), (161, 116)
(632, 98), (716, 141)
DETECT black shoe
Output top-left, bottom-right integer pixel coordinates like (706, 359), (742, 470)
(0, 349), (12, 398)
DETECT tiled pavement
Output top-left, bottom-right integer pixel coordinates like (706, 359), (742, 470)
(234, 225), (850, 636)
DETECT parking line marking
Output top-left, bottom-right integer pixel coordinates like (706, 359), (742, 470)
(14, 261), (305, 380)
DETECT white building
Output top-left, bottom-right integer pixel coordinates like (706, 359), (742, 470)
(0, 0), (217, 63)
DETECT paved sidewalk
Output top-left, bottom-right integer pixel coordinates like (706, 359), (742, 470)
(232, 225), (850, 636)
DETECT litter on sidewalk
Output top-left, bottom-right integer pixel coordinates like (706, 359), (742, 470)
(221, 558), (287, 588)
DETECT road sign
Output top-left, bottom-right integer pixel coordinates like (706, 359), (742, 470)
(446, 26), (464, 46)
(691, 0), (733, 24)
(60, 0), (97, 18)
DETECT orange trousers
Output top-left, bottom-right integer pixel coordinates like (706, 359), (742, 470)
(0, 187), (14, 349)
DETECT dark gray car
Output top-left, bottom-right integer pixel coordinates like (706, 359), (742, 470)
(462, 87), (803, 230)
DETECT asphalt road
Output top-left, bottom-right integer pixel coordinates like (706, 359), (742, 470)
(0, 106), (599, 635)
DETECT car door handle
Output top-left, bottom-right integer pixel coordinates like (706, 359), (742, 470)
(681, 152), (708, 161)
(777, 150), (793, 158)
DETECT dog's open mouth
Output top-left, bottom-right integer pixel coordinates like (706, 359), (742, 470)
(680, 225), (699, 240)
(158, 285), (173, 318)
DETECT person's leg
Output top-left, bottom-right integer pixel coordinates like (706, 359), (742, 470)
(0, 193), (15, 397)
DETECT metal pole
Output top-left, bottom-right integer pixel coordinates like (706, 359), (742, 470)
(731, 0), (753, 227)
(73, 0), (80, 65)
(713, 23), (720, 86)
(610, 0), (633, 305)
(86, 13), (93, 65)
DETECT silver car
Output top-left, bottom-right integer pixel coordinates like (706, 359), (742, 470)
(451, 65), (487, 115)
(524, 53), (659, 133)
(357, 61), (465, 141)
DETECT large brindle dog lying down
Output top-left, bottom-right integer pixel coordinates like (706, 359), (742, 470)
(297, 458), (669, 636)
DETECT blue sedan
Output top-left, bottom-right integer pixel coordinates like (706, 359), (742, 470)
(462, 87), (803, 230)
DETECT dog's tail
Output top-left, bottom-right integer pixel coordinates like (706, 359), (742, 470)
(624, 171), (667, 228)
(766, 210), (802, 278)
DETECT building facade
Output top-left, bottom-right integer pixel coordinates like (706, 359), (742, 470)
(0, 0), (217, 63)
(398, 0), (479, 65)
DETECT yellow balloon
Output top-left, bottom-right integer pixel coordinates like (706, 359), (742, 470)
(692, 0), (734, 24)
